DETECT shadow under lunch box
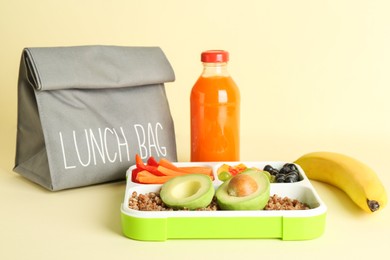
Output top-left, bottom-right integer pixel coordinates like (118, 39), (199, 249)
(120, 162), (327, 241)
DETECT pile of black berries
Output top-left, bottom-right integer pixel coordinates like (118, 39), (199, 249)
(263, 163), (300, 183)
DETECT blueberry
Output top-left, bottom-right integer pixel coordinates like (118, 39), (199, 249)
(285, 175), (296, 183)
(264, 165), (274, 172)
(264, 165), (279, 176)
(275, 173), (286, 183)
(280, 163), (298, 174)
(276, 176), (286, 183)
(286, 170), (299, 180)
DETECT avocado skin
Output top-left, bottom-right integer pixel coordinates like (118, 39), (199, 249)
(216, 169), (270, 210)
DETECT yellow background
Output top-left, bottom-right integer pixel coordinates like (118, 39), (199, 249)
(1, 1), (389, 259)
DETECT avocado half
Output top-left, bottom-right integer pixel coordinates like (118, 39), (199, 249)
(216, 169), (270, 210)
(160, 174), (214, 210)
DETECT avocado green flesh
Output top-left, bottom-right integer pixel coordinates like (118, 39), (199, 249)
(160, 174), (214, 210)
(216, 170), (270, 210)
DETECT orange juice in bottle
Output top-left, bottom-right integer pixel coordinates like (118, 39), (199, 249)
(190, 50), (240, 162)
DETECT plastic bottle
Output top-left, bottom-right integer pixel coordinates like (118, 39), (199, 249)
(190, 50), (240, 162)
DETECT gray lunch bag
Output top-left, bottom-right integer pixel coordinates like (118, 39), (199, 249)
(14, 45), (177, 191)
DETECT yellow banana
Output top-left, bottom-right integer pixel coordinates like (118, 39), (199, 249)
(294, 151), (387, 213)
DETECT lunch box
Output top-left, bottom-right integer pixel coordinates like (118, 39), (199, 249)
(121, 162), (327, 241)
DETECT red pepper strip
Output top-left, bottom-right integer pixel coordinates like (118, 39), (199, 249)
(147, 156), (159, 167)
(145, 165), (165, 176)
(135, 154), (164, 176)
(131, 167), (142, 183)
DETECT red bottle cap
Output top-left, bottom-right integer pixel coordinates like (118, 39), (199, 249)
(201, 50), (229, 63)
